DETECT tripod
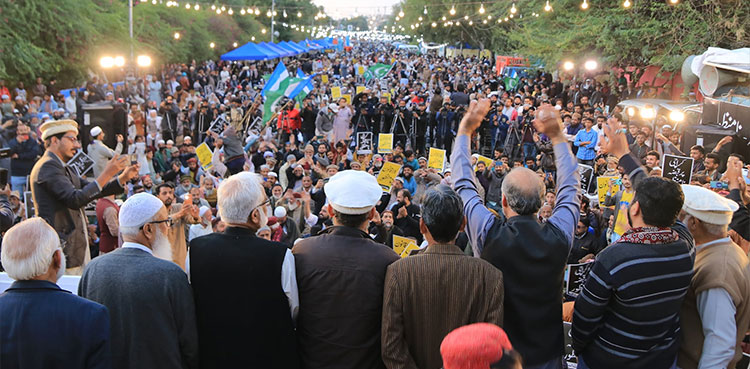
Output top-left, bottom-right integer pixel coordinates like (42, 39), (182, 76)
(389, 109), (415, 150)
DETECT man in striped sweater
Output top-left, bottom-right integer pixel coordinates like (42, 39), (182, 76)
(571, 118), (694, 369)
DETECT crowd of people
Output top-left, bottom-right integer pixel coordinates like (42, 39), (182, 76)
(0, 40), (748, 369)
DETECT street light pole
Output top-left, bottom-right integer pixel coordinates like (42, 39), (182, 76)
(271, 0), (276, 43)
(129, 0), (134, 62)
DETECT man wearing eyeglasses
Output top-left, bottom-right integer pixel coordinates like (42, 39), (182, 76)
(30, 119), (140, 275)
(79, 192), (199, 369)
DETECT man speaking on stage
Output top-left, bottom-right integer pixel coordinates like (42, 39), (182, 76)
(30, 119), (139, 274)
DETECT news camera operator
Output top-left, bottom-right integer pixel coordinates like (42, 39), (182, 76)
(277, 98), (301, 145)
(413, 101), (429, 157)
(374, 95), (394, 135)
(436, 101), (458, 157)
(159, 95), (180, 142)
(191, 102), (213, 144)
(394, 98), (413, 149)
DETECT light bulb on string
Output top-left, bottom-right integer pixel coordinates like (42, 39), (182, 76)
(669, 0), (678, 4)
(227, 8), (233, 15)
(272, 11), (277, 16)
(581, 0), (589, 9)
(464, 15), (468, 19)
(297, 11), (302, 17)
(442, 15), (447, 20)
(449, 5), (456, 15)
(544, 0), (552, 11)
(194, 4), (199, 10)
(283, 10), (287, 17)
(510, 3), (517, 14)
(479, 4), (485, 14)
(185, 3), (190, 9)
(623, 0), (631, 7)
(424, 6), (428, 14)
(216, 9), (221, 14)
(221, 5), (226, 11)
(255, 8), (260, 15)
(488, 15), (492, 19)
(266, 10), (272, 17)
(240, 8), (246, 14)
(211, 4), (216, 10)
(468, 20), (473, 25)
(482, 19), (487, 23)
(418, 16), (423, 21)
(398, 9), (404, 17)
(431, 22), (437, 27)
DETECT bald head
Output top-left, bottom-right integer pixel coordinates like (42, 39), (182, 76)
(501, 167), (545, 216)
(1, 218), (64, 281)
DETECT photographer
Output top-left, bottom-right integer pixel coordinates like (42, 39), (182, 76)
(413, 102), (429, 157)
(394, 98), (413, 148)
(191, 102), (213, 144)
(277, 98), (301, 145)
(436, 101), (457, 156)
(373, 96), (394, 134)
(159, 95), (179, 142)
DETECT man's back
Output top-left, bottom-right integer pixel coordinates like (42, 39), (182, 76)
(292, 226), (399, 369)
(189, 227), (299, 369)
(481, 215), (569, 365)
(79, 247), (198, 369)
(572, 236), (693, 369)
(0, 280), (110, 369)
(382, 245), (504, 369)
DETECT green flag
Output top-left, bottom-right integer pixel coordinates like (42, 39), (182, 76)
(504, 76), (519, 91)
(364, 63), (395, 81)
(262, 82), (288, 125)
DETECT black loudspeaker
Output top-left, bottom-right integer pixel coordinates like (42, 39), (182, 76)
(78, 102), (129, 154)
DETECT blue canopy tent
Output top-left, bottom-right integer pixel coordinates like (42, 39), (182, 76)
(274, 42), (300, 56)
(253, 43), (283, 59)
(296, 41), (315, 52)
(280, 41), (306, 54)
(260, 42), (294, 58)
(303, 39), (323, 50)
(317, 38), (334, 48)
(221, 42), (279, 61)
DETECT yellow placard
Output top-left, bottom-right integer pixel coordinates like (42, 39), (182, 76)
(195, 143), (213, 171)
(428, 147), (446, 172)
(378, 133), (394, 154)
(393, 235), (418, 257)
(342, 94), (351, 105)
(476, 155), (493, 169)
(357, 66), (365, 75)
(331, 86), (341, 100)
(356, 86), (365, 95)
(382, 92), (391, 103)
(321, 74), (329, 84)
(390, 57), (396, 64)
(400, 242), (420, 258)
(377, 162), (401, 192)
(613, 191), (634, 235)
(597, 176), (621, 207)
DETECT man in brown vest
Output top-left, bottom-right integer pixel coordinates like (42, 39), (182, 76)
(678, 163), (750, 369)
(95, 194), (120, 254)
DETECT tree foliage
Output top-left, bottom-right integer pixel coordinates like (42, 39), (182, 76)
(393, 0), (749, 71)
(0, 0), (323, 86)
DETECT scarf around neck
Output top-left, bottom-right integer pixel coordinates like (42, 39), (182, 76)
(617, 226), (679, 245)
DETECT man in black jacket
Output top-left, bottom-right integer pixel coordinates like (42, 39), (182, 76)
(370, 210), (404, 248)
(392, 189), (421, 243)
(189, 172), (300, 369)
(30, 119), (138, 274)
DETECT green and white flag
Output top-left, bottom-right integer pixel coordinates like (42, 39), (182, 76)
(262, 80), (289, 125)
(364, 62), (396, 81)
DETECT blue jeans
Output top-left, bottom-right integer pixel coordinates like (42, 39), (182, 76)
(10, 176), (26, 194)
(523, 142), (537, 161)
(577, 355), (677, 369)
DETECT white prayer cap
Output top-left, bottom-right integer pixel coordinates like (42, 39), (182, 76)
(184, 136), (192, 142)
(90, 126), (102, 137)
(274, 206), (287, 218)
(324, 170), (381, 215)
(199, 206), (211, 217)
(119, 193), (165, 228)
(157, 139), (165, 145)
(166, 139), (174, 145)
(681, 184), (739, 225)
(40, 119), (78, 140)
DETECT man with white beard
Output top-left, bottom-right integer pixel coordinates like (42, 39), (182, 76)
(78, 193), (199, 369)
(0, 218), (112, 368)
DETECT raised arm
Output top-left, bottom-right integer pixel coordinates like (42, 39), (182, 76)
(450, 99), (495, 256)
(534, 106), (581, 248)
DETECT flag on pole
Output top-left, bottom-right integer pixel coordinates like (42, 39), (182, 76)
(261, 62), (290, 97)
(262, 85), (287, 125)
(291, 74), (316, 104)
(364, 62), (396, 81)
(297, 68), (306, 78)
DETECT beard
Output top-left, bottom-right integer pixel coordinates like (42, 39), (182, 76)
(55, 248), (66, 282)
(287, 202), (299, 211)
(152, 228), (173, 261)
(404, 172), (413, 179)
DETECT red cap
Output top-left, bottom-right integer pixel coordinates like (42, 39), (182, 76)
(440, 323), (513, 369)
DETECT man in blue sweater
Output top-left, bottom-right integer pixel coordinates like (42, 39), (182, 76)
(571, 117), (693, 369)
(574, 117), (598, 166)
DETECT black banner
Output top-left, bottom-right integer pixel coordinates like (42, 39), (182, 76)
(578, 164), (594, 194)
(67, 150), (95, 177)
